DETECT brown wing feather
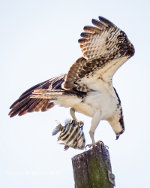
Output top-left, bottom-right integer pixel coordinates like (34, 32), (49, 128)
(9, 74), (66, 117)
(78, 17), (120, 60)
(64, 16), (134, 91)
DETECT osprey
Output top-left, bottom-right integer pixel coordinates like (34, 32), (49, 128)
(9, 16), (135, 145)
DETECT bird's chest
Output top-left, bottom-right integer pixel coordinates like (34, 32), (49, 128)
(74, 91), (118, 119)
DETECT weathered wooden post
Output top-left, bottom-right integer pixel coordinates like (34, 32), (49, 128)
(72, 141), (115, 188)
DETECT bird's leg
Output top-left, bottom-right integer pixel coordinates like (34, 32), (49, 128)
(70, 108), (77, 121)
(87, 110), (101, 147)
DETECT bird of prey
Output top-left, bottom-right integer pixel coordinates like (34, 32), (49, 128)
(9, 16), (135, 145)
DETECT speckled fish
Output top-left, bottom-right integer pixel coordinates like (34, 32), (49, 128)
(52, 119), (85, 150)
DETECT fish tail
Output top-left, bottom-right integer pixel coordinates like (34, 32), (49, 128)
(52, 121), (63, 136)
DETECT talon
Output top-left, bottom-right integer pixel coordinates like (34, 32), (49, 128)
(85, 140), (103, 148)
(85, 142), (95, 148)
(85, 144), (93, 148)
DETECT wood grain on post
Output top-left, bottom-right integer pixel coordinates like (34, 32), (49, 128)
(72, 141), (115, 188)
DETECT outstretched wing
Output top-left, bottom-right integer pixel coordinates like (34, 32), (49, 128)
(79, 16), (120, 61)
(9, 74), (66, 117)
(64, 16), (134, 91)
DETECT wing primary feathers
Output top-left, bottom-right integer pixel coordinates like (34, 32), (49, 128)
(9, 74), (66, 117)
(92, 19), (104, 29)
(98, 16), (115, 27)
(80, 32), (92, 38)
(83, 26), (101, 33)
(13, 98), (38, 116)
(78, 38), (88, 44)
(34, 100), (48, 112)
(18, 81), (48, 99)
(27, 99), (44, 112)
(9, 80), (50, 109)
(41, 101), (54, 112)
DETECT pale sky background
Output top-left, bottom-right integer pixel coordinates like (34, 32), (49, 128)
(0, 0), (150, 187)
